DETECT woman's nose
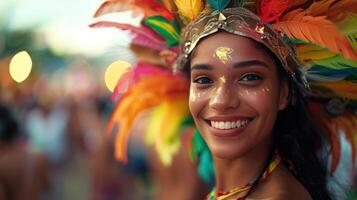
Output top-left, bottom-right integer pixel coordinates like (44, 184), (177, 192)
(209, 85), (239, 111)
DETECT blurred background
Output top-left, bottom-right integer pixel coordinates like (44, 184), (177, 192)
(0, 0), (154, 199)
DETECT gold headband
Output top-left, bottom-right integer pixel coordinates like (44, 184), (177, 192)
(177, 7), (309, 89)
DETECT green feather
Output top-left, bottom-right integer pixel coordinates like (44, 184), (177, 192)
(337, 14), (357, 51)
(180, 116), (194, 128)
(144, 16), (180, 47)
(313, 55), (357, 70)
(192, 129), (215, 183)
(208, 0), (232, 11)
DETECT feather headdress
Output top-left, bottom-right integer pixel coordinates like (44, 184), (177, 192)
(92, 0), (357, 180)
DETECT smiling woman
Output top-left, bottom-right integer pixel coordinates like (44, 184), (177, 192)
(189, 32), (287, 160)
(92, 0), (357, 200)
(187, 30), (318, 200)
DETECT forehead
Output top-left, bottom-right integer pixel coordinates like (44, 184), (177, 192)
(190, 32), (272, 64)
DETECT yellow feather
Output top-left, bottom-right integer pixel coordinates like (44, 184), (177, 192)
(145, 100), (189, 165)
(296, 44), (337, 64)
(174, 0), (205, 22)
(311, 81), (357, 99)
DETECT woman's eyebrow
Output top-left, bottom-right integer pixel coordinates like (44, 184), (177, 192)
(191, 64), (213, 71)
(233, 60), (269, 68)
(191, 60), (269, 71)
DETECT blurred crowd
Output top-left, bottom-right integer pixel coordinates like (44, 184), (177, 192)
(0, 58), (208, 200)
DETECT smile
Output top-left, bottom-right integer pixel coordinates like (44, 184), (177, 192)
(210, 119), (251, 130)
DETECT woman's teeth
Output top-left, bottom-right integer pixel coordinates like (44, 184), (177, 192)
(210, 119), (251, 130)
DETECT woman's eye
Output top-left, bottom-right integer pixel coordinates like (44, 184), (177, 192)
(193, 77), (213, 84)
(240, 74), (262, 81)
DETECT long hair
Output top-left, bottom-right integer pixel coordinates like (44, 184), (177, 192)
(273, 56), (332, 200)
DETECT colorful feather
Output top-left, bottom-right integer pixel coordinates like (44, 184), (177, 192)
(162, 0), (174, 11)
(94, 0), (152, 18)
(145, 100), (190, 165)
(141, 0), (175, 21)
(286, 0), (310, 11)
(207, 0), (232, 11)
(310, 81), (357, 100)
(296, 44), (337, 65)
(313, 55), (357, 70)
(306, 0), (357, 21)
(89, 21), (165, 45)
(274, 9), (357, 63)
(112, 63), (168, 102)
(191, 129), (215, 183)
(257, 0), (290, 23)
(144, 16), (181, 47)
(174, 0), (205, 22)
(94, 0), (173, 19)
(107, 71), (190, 163)
(337, 14), (357, 51)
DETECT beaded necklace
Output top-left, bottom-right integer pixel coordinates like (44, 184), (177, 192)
(207, 154), (281, 200)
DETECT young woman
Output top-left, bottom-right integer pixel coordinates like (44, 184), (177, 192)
(185, 30), (325, 200)
(92, 1), (357, 199)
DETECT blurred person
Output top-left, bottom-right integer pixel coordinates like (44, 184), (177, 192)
(24, 95), (68, 166)
(0, 104), (50, 200)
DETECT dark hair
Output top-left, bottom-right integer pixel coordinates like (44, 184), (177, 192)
(254, 42), (332, 200)
(0, 104), (19, 143)
(183, 35), (332, 199)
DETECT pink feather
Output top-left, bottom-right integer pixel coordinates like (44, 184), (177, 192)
(90, 21), (165, 44)
(112, 63), (170, 102)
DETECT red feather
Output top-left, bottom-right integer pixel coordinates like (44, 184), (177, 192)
(141, 0), (174, 21)
(257, 0), (290, 23)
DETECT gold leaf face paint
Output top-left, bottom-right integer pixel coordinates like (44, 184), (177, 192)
(213, 47), (233, 64)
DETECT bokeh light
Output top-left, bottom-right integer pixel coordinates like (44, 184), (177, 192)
(9, 51), (32, 83)
(104, 60), (131, 92)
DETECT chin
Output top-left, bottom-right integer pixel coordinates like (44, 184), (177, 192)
(208, 142), (249, 160)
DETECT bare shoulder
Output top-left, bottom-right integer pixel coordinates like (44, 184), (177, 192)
(248, 165), (312, 200)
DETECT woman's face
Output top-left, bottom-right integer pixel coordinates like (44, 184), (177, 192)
(189, 32), (288, 159)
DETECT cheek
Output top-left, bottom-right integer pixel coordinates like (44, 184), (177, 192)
(189, 86), (208, 116)
(238, 85), (278, 114)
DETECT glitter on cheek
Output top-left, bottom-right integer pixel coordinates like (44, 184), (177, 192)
(189, 88), (208, 102)
(189, 89), (197, 102)
(219, 76), (226, 83)
(260, 87), (271, 93)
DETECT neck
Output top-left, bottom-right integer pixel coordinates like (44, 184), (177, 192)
(213, 137), (273, 191)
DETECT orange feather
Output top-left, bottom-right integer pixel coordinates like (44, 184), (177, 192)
(306, 0), (357, 20)
(274, 9), (357, 63)
(107, 73), (189, 162)
(287, 0), (310, 11)
(311, 81), (357, 100)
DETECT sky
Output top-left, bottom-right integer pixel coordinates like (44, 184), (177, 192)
(0, 0), (141, 58)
